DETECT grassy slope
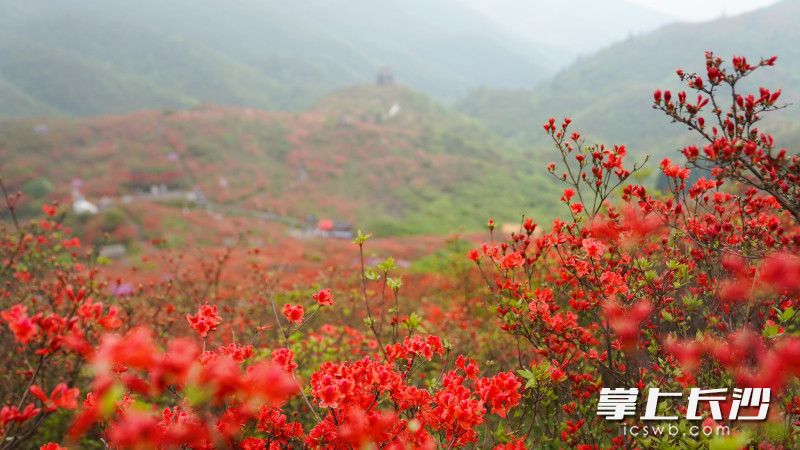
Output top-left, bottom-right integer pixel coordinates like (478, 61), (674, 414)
(0, 35), (192, 117)
(0, 77), (57, 117)
(0, 86), (561, 236)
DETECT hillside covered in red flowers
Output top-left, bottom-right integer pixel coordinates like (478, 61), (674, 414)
(2, 85), (559, 239)
(2, 44), (800, 450)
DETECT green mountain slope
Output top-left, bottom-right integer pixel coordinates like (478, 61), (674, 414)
(0, 77), (56, 117)
(0, 35), (191, 116)
(458, 0), (800, 160)
(0, 0), (556, 117)
(0, 86), (560, 235)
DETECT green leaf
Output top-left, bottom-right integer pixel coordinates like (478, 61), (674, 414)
(516, 369), (534, 379)
(442, 338), (453, 350)
(682, 294), (701, 311)
(353, 229), (372, 245)
(387, 277), (402, 290)
(185, 383), (212, 406)
(763, 324), (782, 338)
(763, 420), (787, 441)
(100, 383), (124, 418)
(494, 420), (507, 440)
(708, 432), (750, 450)
(377, 256), (395, 272)
(404, 313), (422, 331)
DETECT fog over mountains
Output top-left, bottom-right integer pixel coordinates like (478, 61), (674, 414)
(454, 0), (674, 57)
(0, 0), (677, 117)
(2, 0), (798, 159)
(458, 0), (800, 159)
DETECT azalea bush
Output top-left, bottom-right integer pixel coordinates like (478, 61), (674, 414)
(1, 51), (799, 449)
(468, 51), (800, 448)
(0, 196), (522, 448)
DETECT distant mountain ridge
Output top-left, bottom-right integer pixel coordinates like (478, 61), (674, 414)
(458, 0), (800, 161)
(0, 0), (562, 118)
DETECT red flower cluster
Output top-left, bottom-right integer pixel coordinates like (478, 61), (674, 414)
(186, 303), (222, 337)
(1, 305), (37, 344)
(70, 326), (300, 447)
(282, 303), (305, 324)
(312, 288), (335, 306)
(307, 341), (520, 448)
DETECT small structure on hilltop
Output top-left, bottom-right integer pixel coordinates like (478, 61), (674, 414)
(191, 187), (207, 205)
(32, 124), (49, 136)
(331, 221), (355, 239)
(72, 198), (99, 215)
(387, 102), (401, 118)
(125, 170), (184, 193)
(317, 218), (334, 234)
(99, 244), (127, 259)
(376, 67), (394, 86)
(337, 114), (356, 127)
(316, 218), (355, 240)
(71, 180), (98, 215)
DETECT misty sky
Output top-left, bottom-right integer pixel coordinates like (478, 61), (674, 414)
(627, 0), (781, 21)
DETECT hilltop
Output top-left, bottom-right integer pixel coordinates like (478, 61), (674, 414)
(1, 85), (560, 238)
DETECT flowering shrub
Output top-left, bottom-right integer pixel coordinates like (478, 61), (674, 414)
(0, 195), (124, 449)
(1, 51), (799, 448)
(468, 52), (800, 447)
(0, 191), (522, 448)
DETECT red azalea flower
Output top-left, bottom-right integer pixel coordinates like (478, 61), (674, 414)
(312, 288), (334, 306)
(282, 304), (304, 324)
(186, 304), (222, 338)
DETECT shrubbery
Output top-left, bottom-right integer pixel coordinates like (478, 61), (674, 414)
(2, 51), (799, 449)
